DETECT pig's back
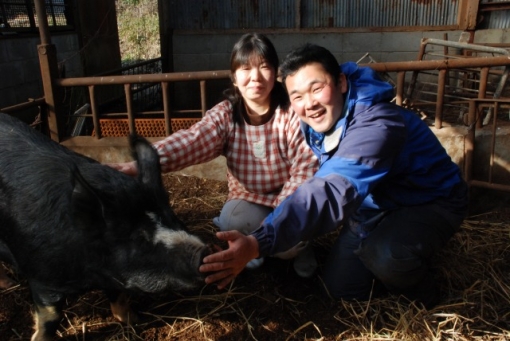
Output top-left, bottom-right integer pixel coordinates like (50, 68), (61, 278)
(0, 114), (137, 283)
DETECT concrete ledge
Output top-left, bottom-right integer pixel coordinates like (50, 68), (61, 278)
(61, 136), (228, 181)
(61, 124), (510, 185)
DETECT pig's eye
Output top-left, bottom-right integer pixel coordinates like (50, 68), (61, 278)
(132, 229), (151, 242)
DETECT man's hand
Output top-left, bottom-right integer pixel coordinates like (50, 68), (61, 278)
(105, 161), (138, 176)
(199, 231), (260, 290)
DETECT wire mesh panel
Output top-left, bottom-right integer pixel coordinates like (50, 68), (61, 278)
(0, 0), (72, 32)
(93, 118), (201, 138)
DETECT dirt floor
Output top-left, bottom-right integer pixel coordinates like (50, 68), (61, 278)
(1, 174), (509, 341)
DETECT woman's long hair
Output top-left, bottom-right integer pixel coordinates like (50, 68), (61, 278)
(223, 33), (289, 124)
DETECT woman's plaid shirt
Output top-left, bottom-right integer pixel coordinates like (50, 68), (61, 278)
(154, 100), (318, 208)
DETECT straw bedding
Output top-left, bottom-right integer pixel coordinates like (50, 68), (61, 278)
(0, 174), (508, 340)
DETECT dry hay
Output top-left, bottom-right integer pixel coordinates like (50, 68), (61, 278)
(0, 174), (509, 341)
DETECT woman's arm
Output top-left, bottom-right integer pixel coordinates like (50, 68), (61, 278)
(108, 101), (233, 175)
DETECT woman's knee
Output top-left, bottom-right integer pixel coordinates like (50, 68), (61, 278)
(215, 200), (272, 234)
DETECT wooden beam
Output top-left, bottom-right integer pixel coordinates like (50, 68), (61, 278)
(458, 0), (480, 30)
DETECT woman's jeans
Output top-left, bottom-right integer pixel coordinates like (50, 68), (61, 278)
(213, 199), (272, 234)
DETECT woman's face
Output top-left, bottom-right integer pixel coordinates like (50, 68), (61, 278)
(233, 55), (275, 106)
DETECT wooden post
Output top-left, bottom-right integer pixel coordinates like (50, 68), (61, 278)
(35, 0), (63, 142)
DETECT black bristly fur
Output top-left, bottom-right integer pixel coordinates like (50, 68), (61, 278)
(0, 113), (211, 341)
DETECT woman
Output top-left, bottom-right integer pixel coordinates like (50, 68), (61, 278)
(110, 33), (319, 276)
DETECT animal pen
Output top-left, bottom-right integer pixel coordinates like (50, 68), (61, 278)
(1, 1), (510, 340)
(4, 47), (510, 195)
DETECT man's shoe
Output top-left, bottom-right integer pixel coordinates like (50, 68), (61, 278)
(245, 258), (265, 270)
(293, 245), (317, 278)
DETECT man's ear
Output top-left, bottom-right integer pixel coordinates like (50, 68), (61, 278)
(339, 73), (348, 94)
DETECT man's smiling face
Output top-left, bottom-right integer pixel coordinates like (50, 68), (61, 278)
(285, 62), (347, 133)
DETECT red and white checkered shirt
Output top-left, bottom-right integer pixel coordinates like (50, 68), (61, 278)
(154, 100), (318, 208)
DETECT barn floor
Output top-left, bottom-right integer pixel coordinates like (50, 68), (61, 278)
(0, 174), (509, 341)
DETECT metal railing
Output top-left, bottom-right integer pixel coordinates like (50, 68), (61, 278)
(55, 70), (230, 138)
(97, 58), (164, 113)
(406, 38), (510, 129)
(465, 98), (510, 193)
(4, 54), (510, 194)
(366, 55), (510, 129)
(0, 97), (46, 128)
(46, 53), (510, 141)
(5, 52), (510, 142)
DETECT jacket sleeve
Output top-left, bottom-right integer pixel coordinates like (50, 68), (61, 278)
(252, 104), (407, 256)
(274, 112), (319, 206)
(152, 101), (231, 173)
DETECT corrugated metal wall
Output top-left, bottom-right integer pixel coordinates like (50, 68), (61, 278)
(167, 0), (296, 29)
(480, 0), (510, 29)
(483, 10), (510, 28)
(167, 0), (459, 30)
(300, 0), (458, 28)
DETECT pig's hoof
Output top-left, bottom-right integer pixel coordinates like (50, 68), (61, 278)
(0, 276), (16, 289)
(110, 294), (140, 325)
(30, 329), (54, 341)
(112, 309), (140, 325)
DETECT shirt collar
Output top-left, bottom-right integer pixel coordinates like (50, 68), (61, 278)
(324, 123), (343, 152)
(320, 82), (351, 153)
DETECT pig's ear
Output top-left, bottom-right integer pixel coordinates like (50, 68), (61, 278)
(129, 134), (166, 199)
(70, 166), (107, 229)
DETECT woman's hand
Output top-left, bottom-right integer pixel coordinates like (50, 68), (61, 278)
(105, 161), (138, 176)
(200, 231), (260, 290)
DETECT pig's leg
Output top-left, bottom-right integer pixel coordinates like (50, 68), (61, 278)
(0, 242), (17, 289)
(106, 290), (139, 324)
(0, 265), (15, 289)
(31, 304), (62, 341)
(29, 283), (64, 341)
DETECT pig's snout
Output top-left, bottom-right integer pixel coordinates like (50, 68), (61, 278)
(198, 244), (215, 270)
(199, 243), (217, 264)
(196, 243), (222, 279)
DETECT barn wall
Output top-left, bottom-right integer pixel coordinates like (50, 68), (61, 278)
(74, 0), (121, 76)
(0, 0), (120, 122)
(167, 29), (464, 110)
(164, 0), (460, 30)
(0, 33), (82, 121)
(169, 24), (510, 74)
(171, 30), (464, 73)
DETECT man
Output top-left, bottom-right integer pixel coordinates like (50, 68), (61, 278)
(200, 44), (468, 308)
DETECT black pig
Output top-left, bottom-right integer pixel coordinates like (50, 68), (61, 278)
(0, 113), (212, 341)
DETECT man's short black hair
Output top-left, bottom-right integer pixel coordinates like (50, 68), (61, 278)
(279, 43), (341, 90)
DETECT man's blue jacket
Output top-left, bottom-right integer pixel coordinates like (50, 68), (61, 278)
(252, 62), (466, 257)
